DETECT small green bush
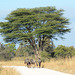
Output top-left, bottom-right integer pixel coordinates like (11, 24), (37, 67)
(41, 51), (51, 61)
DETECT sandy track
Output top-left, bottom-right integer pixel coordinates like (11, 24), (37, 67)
(3, 66), (71, 75)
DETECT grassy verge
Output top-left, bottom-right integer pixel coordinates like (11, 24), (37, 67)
(0, 57), (75, 75)
(42, 57), (74, 75)
(0, 67), (20, 75)
(0, 60), (25, 66)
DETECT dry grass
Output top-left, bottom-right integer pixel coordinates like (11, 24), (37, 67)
(0, 67), (20, 75)
(0, 60), (25, 66)
(42, 57), (75, 75)
(0, 57), (75, 75)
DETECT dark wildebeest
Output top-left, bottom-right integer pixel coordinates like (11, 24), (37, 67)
(24, 58), (31, 68)
(38, 58), (42, 68)
(30, 59), (35, 67)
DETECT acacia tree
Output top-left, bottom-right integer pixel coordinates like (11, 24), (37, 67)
(0, 6), (70, 58)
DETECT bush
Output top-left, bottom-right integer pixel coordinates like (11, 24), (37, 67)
(54, 45), (75, 59)
(41, 51), (51, 61)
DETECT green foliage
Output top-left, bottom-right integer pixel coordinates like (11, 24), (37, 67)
(15, 43), (24, 57)
(54, 45), (75, 58)
(23, 45), (34, 56)
(0, 43), (16, 60)
(0, 6), (70, 47)
(16, 43), (34, 57)
(69, 46), (75, 55)
(41, 51), (51, 59)
(0, 43), (5, 60)
(0, 6), (70, 59)
(4, 43), (16, 60)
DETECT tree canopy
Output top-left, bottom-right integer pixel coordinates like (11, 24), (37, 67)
(0, 6), (70, 54)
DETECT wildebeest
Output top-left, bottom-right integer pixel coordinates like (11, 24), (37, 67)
(24, 58), (31, 68)
(38, 58), (42, 68)
(24, 58), (43, 68)
(30, 59), (35, 67)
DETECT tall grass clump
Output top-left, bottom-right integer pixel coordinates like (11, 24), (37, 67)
(42, 57), (75, 75)
(0, 68), (20, 75)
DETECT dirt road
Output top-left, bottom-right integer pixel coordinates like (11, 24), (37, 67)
(3, 66), (71, 75)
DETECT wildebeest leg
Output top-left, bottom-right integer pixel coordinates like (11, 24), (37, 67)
(29, 64), (31, 68)
(27, 63), (29, 68)
(39, 62), (41, 68)
(35, 62), (38, 67)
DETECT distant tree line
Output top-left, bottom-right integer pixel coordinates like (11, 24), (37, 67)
(0, 42), (75, 61)
(0, 42), (16, 60)
(15, 43), (75, 61)
(16, 43), (75, 61)
(54, 45), (75, 59)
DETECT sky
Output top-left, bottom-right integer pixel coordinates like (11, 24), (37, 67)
(0, 0), (75, 48)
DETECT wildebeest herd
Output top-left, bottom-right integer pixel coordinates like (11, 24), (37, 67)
(24, 58), (43, 68)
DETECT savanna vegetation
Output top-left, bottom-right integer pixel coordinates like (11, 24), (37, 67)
(0, 66), (20, 75)
(0, 6), (75, 74)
